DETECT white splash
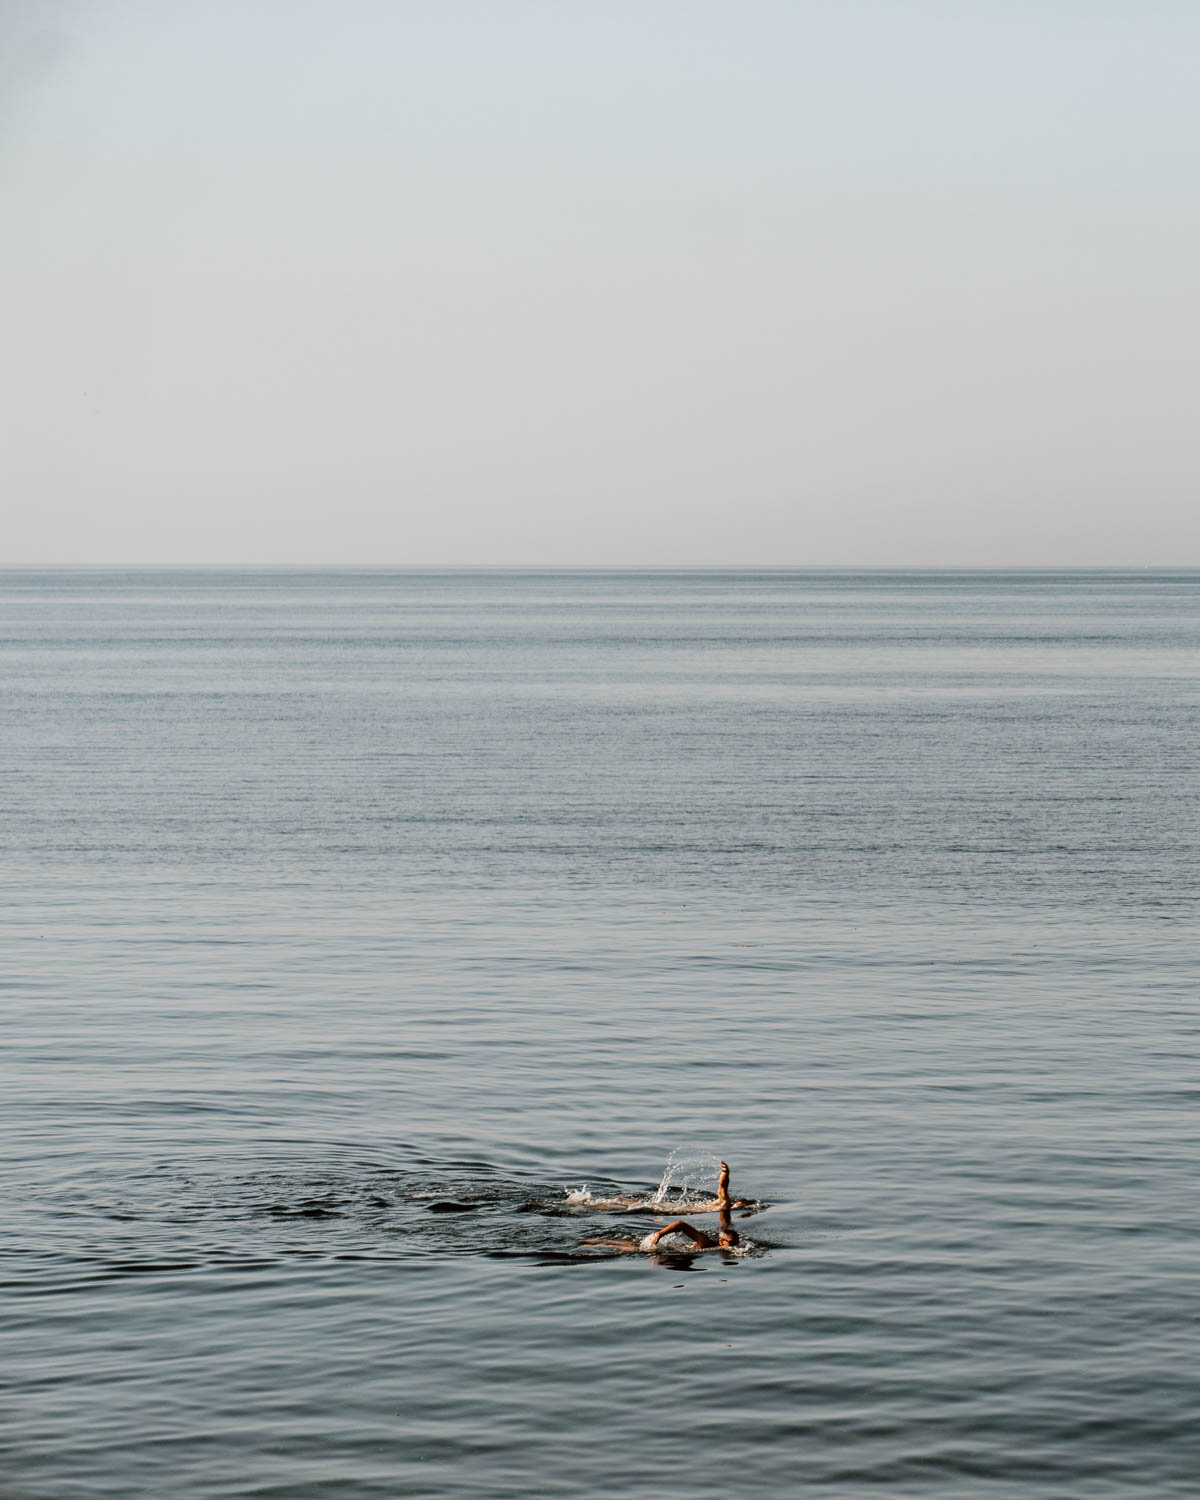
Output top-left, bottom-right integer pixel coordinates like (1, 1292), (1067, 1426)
(562, 1148), (728, 1213)
(651, 1147), (722, 1207)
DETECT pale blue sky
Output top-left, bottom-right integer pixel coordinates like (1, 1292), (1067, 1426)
(4, 0), (1198, 564)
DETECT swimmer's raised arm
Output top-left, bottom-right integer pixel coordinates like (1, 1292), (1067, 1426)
(645, 1219), (717, 1251)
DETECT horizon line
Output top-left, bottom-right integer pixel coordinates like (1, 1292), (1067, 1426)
(1, 562), (1196, 573)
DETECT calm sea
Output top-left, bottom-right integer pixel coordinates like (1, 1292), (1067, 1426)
(3, 569), (1198, 1498)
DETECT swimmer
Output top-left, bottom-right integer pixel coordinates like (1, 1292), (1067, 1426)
(577, 1220), (740, 1255)
(646, 1213), (740, 1252)
(580, 1194), (742, 1255)
(570, 1161), (752, 1215)
(651, 1159), (753, 1214)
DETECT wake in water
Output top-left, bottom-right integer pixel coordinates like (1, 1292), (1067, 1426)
(56, 1147), (768, 1280)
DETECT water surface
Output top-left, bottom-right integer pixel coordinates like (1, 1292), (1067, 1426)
(3, 569), (1198, 1497)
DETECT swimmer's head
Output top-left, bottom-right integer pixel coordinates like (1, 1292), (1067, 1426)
(718, 1227), (740, 1248)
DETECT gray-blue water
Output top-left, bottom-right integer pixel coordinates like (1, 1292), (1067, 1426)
(3, 568), (1198, 1498)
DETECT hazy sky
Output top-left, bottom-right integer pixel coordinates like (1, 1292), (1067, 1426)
(4, 0), (1198, 565)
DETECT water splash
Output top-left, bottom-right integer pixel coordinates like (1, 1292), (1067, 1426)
(560, 1150), (730, 1213)
(651, 1147), (722, 1207)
